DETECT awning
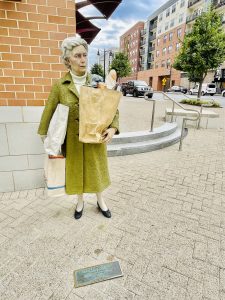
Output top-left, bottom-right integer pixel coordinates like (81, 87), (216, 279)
(76, 0), (122, 44)
(76, 10), (101, 44)
(88, 0), (122, 19)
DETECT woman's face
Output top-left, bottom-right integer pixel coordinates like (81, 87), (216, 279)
(68, 45), (87, 76)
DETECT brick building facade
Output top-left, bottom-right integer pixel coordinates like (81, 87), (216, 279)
(0, 0), (76, 107)
(119, 21), (144, 82)
(0, 0), (76, 192)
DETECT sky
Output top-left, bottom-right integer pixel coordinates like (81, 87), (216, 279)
(77, 0), (167, 68)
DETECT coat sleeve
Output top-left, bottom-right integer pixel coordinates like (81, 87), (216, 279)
(37, 82), (60, 135)
(109, 109), (119, 135)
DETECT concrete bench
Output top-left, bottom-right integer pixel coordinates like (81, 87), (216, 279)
(165, 108), (219, 129)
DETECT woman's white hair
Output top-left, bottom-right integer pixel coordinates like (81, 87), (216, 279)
(60, 35), (88, 69)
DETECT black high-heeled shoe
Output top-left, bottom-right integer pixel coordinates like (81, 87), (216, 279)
(74, 204), (84, 219)
(97, 202), (111, 218)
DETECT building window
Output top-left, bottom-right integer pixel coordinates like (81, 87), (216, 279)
(165, 22), (169, 31)
(163, 35), (167, 43)
(166, 8), (170, 17)
(170, 19), (175, 27)
(159, 13), (163, 22)
(172, 4), (176, 13)
(168, 45), (172, 53)
(157, 38), (160, 46)
(176, 42), (181, 51)
(179, 13), (184, 23)
(155, 62), (159, 69)
(158, 27), (162, 34)
(162, 47), (167, 55)
(180, 0), (185, 8)
(161, 60), (165, 67)
(177, 28), (182, 38)
(166, 59), (171, 67)
(169, 32), (173, 41)
(156, 50), (160, 57)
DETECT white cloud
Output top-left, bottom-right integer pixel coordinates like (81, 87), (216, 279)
(88, 18), (138, 67)
(84, 0), (169, 68)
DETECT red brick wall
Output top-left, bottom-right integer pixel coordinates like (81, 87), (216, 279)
(120, 22), (144, 75)
(0, 0), (76, 106)
(137, 24), (186, 91)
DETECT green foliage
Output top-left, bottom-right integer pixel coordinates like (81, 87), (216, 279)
(173, 9), (225, 97)
(110, 52), (131, 79)
(180, 99), (221, 107)
(91, 63), (104, 77)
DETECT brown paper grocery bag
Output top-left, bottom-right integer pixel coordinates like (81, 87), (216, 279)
(79, 86), (121, 143)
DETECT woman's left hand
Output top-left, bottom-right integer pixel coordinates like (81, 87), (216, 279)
(102, 128), (116, 143)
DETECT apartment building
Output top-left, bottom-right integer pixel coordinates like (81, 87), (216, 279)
(184, 0), (225, 90)
(138, 0), (188, 91)
(120, 22), (144, 81)
(121, 0), (225, 91)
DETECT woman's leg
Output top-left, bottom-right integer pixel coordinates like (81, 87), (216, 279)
(76, 193), (84, 212)
(96, 192), (108, 211)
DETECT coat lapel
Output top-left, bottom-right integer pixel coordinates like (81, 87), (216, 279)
(62, 71), (91, 99)
(68, 81), (79, 99)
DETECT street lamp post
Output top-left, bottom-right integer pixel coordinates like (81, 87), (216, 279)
(97, 49), (113, 81)
(167, 63), (172, 89)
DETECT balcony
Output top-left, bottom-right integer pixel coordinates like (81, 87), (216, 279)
(140, 49), (145, 55)
(141, 29), (146, 36)
(149, 22), (157, 30)
(140, 39), (146, 46)
(188, 0), (201, 8)
(149, 46), (155, 52)
(149, 33), (156, 41)
(148, 57), (154, 63)
(213, 0), (225, 8)
(186, 11), (202, 23)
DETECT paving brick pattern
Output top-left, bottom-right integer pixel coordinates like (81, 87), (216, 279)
(0, 100), (225, 299)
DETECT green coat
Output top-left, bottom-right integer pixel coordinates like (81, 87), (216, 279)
(38, 72), (119, 195)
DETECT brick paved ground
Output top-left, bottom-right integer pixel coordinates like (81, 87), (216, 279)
(0, 98), (225, 300)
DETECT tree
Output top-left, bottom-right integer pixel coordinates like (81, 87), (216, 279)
(91, 63), (104, 77)
(110, 52), (131, 80)
(173, 8), (225, 99)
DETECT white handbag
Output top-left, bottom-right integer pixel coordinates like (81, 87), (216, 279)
(44, 155), (66, 197)
(43, 104), (69, 197)
(44, 104), (69, 156)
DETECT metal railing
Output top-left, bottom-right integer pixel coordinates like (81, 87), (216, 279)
(144, 91), (200, 151)
(149, 33), (156, 41)
(149, 23), (157, 30)
(186, 12), (201, 23)
(188, 0), (201, 8)
(149, 46), (155, 52)
(198, 102), (216, 129)
(213, 0), (225, 8)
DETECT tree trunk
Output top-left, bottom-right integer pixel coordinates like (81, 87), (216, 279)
(197, 80), (203, 100)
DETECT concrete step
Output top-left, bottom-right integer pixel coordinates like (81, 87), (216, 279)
(107, 127), (188, 157)
(111, 122), (178, 145)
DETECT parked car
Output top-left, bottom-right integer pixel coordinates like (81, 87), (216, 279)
(189, 83), (216, 96)
(122, 80), (153, 98)
(222, 90), (225, 97)
(167, 85), (188, 94)
(90, 74), (103, 88)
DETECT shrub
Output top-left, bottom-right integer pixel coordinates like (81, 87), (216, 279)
(180, 99), (221, 108)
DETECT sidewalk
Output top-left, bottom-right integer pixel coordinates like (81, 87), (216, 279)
(0, 102), (225, 300)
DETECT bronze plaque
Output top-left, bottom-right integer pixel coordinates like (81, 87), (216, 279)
(74, 261), (123, 288)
